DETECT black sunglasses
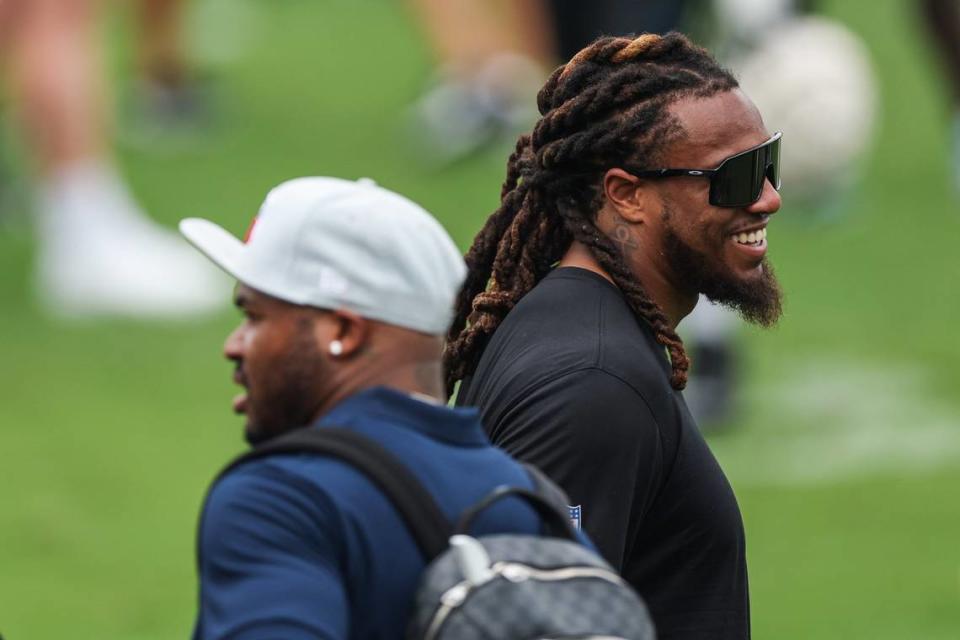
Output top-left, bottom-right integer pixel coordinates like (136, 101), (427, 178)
(625, 131), (782, 208)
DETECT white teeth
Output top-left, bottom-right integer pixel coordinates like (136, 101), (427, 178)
(733, 228), (767, 245)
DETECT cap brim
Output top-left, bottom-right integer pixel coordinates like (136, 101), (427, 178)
(179, 218), (245, 281)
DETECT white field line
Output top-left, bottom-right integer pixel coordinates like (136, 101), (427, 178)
(709, 360), (960, 486)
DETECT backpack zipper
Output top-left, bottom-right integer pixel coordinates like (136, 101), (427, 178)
(422, 563), (626, 640)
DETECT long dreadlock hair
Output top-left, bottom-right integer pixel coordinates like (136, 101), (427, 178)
(443, 32), (740, 397)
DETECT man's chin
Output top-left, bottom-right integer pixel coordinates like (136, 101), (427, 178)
(662, 222), (782, 326)
(704, 260), (783, 327)
(243, 421), (271, 446)
(244, 419), (300, 446)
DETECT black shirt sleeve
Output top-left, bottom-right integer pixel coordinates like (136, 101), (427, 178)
(485, 367), (665, 570)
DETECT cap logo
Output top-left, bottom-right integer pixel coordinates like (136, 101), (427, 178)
(243, 216), (259, 243)
(317, 266), (350, 296)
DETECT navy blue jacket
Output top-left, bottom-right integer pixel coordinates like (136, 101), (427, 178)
(193, 387), (579, 639)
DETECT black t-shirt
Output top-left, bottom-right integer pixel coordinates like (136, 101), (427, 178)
(457, 267), (749, 640)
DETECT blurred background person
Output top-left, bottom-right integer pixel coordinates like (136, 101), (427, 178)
(0, 0), (222, 319)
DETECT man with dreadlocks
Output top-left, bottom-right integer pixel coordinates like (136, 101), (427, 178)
(446, 32), (784, 639)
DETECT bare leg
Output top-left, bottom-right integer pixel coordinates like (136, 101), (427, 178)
(505, 0), (558, 67)
(137, 0), (188, 89)
(413, 0), (525, 73)
(4, 0), (109, 175)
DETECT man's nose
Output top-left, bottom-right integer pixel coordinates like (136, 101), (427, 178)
(224, 326), (244, 361)
(746, 178), (781, 215)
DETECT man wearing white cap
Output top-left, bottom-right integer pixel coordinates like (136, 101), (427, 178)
(181, 176), (562, 639)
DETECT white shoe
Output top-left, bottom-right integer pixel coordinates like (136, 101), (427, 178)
(35, 163), (228, 320)
(407, 77), (503, 166)
(407, 54), (544, 167)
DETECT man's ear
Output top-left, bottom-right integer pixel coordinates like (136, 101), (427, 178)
(324, 309), (370, 359)
(602, 168), (658, 224)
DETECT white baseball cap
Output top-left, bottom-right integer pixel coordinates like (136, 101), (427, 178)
(179, 176), (467, 335)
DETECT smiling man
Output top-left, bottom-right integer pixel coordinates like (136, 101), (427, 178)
(446, 33), (783, 639)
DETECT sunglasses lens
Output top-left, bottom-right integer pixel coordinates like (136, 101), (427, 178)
(711, 134), (781, 207)
(767, 135), (781, 190)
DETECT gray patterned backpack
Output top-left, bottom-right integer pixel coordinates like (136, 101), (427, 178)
(225, 427), (656, 640)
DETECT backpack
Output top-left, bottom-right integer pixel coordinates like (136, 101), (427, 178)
(217, 426), (656, 640)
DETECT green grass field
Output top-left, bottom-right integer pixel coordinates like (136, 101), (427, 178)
(1, 1), (958, 637)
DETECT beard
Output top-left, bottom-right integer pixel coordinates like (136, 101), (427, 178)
(244, 322), (327, 445)
(662, 221), (783, 327)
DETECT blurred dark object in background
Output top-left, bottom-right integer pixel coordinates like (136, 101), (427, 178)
(918, 0), (960, 192)
(547, 0), (691, 59)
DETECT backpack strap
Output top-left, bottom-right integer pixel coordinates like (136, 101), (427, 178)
(453, 485), (580, 541)
(452, 463), (578, 542)
(213, 427), (452, 561)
